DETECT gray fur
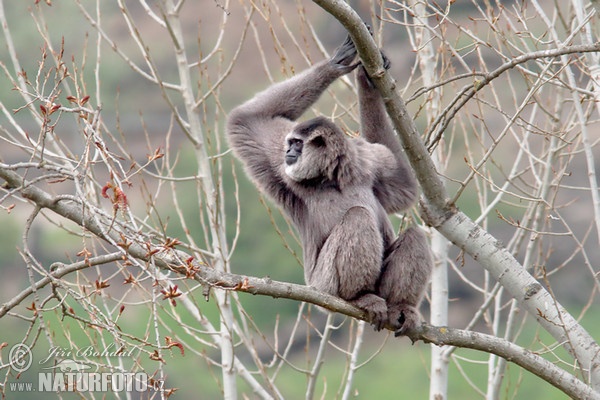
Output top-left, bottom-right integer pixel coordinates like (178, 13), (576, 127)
(226, 35), (433, 334)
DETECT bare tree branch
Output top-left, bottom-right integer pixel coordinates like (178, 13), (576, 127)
(406, 325), (600, 400)
(426, 42), (600, 150)
(0, 252), (123, 318)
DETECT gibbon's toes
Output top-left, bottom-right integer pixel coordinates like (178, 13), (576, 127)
(365, 301), (387, 331)
(370, 308), (387, 331)
(389, 305), (421, 337)
(353, 294), (388, 331)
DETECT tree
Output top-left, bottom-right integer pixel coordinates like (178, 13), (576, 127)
(0, 0), (598, 399)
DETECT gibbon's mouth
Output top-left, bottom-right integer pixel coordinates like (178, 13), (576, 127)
(285, 154), (298, 166)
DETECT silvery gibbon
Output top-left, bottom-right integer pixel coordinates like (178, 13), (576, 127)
(226, 33), (432, 335)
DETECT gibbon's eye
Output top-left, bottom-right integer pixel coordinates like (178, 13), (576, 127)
(288, 138), (303, 151)
(310, 136), (326, 148)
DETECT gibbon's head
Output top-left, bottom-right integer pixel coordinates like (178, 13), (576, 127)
(284, 117), (354, 187)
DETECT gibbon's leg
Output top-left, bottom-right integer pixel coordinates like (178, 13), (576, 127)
(377, 227), (433, 335)
(308, 206), (388, 330)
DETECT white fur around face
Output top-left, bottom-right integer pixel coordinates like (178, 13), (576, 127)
(284, 163), (298, 180)
(285, 154), (321, 181)
(285, 162), (307, 181)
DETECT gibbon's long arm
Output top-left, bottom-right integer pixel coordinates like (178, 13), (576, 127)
(226, 36), (358, 210)
(230, 61), (353, 123)
(357, 65), (418, 214)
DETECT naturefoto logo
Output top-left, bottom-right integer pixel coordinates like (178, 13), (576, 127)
(6, 343), (164, 393)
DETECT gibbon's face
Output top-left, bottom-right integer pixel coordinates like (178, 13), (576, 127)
(284, 117), (347, 183)
(284, 132), (323, 182)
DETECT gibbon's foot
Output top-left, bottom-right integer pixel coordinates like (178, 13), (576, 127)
(351, 293), (388, 331)
(388, 304), (421, 337)
(330, 34), (360, 73)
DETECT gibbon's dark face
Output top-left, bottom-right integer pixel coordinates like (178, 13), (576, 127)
(285, 137), (303, 166)
(283, 117), (336, 182)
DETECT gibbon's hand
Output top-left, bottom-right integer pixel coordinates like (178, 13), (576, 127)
(380, 50), (391, 70)
(330, 34), (360, 74)
(357, 49), (391, 89)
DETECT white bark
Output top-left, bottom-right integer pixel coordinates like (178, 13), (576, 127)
(429, 232), (450, 400)
(161, 0), (237, 397)
(341, 321), (366, 400)
(405, 1), (451, 398)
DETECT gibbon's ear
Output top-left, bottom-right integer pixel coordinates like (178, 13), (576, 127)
(309, 135), (326, 148)
(328, 153), (353, 186)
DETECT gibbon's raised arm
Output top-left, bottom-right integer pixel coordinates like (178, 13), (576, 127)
(226, 36), (359, 208)
(229, 35), (358, 122)
(357, 63), (418, 213)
